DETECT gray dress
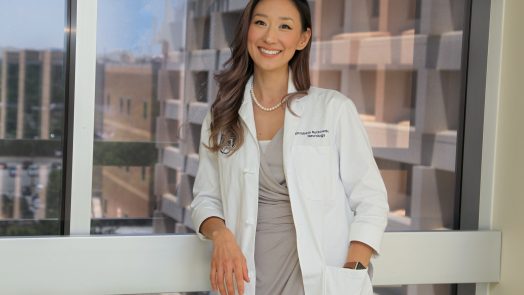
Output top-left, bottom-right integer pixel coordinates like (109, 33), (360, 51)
(255, 128), (305, 295)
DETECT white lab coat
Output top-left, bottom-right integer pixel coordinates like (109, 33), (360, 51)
(191, 74), (389, 295)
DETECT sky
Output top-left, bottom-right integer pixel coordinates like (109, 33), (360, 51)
(0, 0), (178, 56)
(0, 0), (66, 50)
(96, 0), (165, 57)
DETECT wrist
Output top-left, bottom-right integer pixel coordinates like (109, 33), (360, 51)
(343, 261), (368, 270)
(210, 227), (229, 241)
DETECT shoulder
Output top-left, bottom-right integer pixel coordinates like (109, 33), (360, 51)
(303, 87), (358, 114)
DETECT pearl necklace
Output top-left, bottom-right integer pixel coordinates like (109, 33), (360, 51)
(250, 80), (287, 112)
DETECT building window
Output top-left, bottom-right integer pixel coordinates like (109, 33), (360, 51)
(23, 61), (43, 139)
(6, 63), (20, 139)
(119, 97), (124, 113)
(143, 101), (148, 119)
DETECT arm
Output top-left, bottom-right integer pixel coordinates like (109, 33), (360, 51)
(201, 216), (250, 294)
(335, 97), (390, 265)
(191, 112), (225, 240)
(346, 241), (374, 267)
(199, 216), (227, 239)
(190, 113), (249, 295)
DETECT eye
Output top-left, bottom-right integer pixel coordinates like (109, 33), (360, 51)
(280, 24), (292, 30)
(254, 20), (266, 26)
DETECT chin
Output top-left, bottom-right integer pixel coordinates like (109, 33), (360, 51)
(253, 60), (290, 73)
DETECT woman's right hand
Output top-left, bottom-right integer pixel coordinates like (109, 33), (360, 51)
(210, 228), (250, 295)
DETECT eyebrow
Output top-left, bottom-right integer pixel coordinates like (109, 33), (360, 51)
(253, 13), (295, 22)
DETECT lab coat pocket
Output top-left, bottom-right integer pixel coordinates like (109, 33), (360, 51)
(324, 266), (373, 295)
(294, 145), (332, 201)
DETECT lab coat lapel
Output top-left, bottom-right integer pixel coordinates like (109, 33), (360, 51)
(239, 76), (258, 143)
(283, 74), (304, 171)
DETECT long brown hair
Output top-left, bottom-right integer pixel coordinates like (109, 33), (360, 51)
(206, 0), (313, 155)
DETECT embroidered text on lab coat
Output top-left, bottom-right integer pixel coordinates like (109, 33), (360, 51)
(295, 129), (329, 138)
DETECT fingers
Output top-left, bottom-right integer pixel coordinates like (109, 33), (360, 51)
(225, 262), (235, 295)
(213, 263), (247, 294)
(242, 258), (250, 283)
(210, 262), (217, 291)
(216, 265), (226, 295)
(210, 231), (249, 295)
(235, 260), (245, 294)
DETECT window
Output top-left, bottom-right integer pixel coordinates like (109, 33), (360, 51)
(0, 0), (67, 236)
(92, 0), (175, 234)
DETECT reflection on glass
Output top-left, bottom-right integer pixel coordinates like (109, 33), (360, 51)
(93, 0), (186, 235)
(0, 0), (66, 236)
(309, 0), (465, 233)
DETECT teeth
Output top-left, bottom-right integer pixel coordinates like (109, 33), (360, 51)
(260, 48), (281, 55)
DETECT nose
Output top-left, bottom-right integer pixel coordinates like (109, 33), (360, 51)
(263, 26), (277, 44)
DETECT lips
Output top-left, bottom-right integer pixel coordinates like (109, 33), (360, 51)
(259, 47), (282, 56)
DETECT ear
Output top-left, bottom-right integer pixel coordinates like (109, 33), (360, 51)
(296, 28), (312, 50)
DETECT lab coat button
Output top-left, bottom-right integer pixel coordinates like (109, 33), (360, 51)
(245, 218), (255, 225)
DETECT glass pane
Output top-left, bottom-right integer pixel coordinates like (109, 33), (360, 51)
(0, 0), (67, 236)
(92, 0), (187, 234)
(308, 0), (466, 232)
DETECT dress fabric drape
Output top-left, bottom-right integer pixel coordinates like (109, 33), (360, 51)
(255, 127), (305, 295)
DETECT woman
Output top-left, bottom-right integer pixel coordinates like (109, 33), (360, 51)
(190, 0), (389, 294)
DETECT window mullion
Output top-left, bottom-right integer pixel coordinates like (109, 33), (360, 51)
(65, 0), (98, 235)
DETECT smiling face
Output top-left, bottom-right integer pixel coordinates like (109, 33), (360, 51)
(247, 0), (311, 74)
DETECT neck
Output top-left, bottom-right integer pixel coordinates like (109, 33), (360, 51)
(252, 67), (289, 104)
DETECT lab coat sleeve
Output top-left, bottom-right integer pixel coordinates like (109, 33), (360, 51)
(335, 96), (389, 255)
(190, 112), (225, 241)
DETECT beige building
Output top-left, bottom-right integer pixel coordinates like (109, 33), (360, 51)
(94, 62), (158, 219)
